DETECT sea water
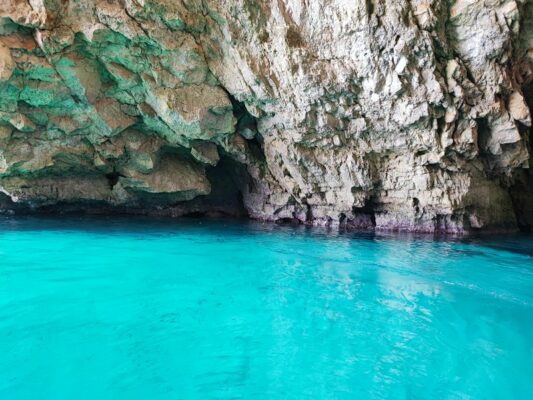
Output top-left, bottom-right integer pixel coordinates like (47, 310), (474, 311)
(0, 216), (532, 399)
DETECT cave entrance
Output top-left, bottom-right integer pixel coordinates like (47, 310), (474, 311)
(176, 154), (251, 219)
(509, 80), (533, 232)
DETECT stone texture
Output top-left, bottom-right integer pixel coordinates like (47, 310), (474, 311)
(0, 0), (532, 232)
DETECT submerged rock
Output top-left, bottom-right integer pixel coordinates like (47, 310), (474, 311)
(0, 0), (531, 232)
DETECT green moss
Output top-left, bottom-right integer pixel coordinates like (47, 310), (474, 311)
(107, 84), (146, 105)
(43, 97), (82, 115)
(25, 67), (58, 83)
(25, 110), (49, 126)
(165, 18), (186, 31)
(91, 29), (129, 46)
(131, 36), (163, 56)
(19, 87), (55, 107)
(44, 128), (65, 139)
(205, 72), (219, 86)
(140, 116), (176, 141)
(53, 57), (87, 100)
(0, 83), (21, 112)
(208, 9), (226, 26)
(98, 46), (147, 73)
(94, 60), (114, 85)
(0, 17), (18, 35)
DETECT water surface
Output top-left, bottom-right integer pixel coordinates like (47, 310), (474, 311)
(0, 216), (532, 399)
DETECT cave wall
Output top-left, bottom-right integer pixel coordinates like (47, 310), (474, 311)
(0, 0), (532, 232)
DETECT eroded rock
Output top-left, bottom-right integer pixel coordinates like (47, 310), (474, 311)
(0, 0), (531, 232)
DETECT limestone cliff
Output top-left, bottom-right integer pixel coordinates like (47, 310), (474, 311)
(0, 0), (532, 232)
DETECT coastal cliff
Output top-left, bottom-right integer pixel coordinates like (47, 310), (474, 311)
(0, 0), (532, 232)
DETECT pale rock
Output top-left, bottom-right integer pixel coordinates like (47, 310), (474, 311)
(0, 41), (14, 80)
(120, 154), (210, 200)
(508, 91), (531, 126)
(191, 142), (220, 166)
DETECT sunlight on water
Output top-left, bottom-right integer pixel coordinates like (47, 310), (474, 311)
(0, 216), (532, 399)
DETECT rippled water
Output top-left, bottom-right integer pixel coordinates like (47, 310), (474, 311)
(0, 216), (532, 399)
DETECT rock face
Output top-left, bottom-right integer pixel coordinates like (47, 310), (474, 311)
(0, 0), (532, 232)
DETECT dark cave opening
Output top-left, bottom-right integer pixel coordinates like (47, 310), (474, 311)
(197, 154), (250, 218)
(181, 211), (207, 218)
(105, 171), (124, 189)
(509, 80), (533, 232)
(475, 117), (491, 156)
(0, 192), (18, 214)
(153, 152), (252, 219)
(227, 93), (266, 163)
(413, 197), (420, 214)
(275, 217), (301, 225)
(349, 197), (377, 229)
(0, 153), (253, 220)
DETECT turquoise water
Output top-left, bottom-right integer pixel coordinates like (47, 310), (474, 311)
(0, 217), (532, 399)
